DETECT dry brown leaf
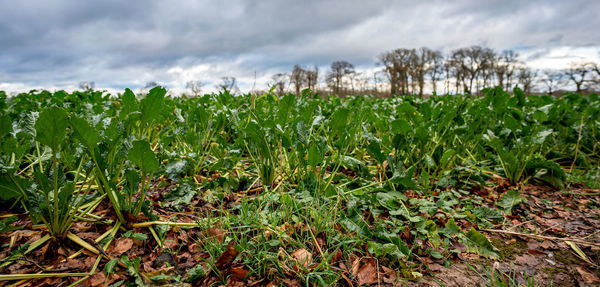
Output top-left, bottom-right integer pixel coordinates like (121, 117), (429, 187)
(356, 260), (378, 286)
(110, 238), (133, 256)
(331, 249), (343, 263)
(576, 266), (600, 283)
(514, 254), (538, 268)
(215, 241), (239, 270)
(206, 228), (225, 243)
(89, 272), (105, 287)
(281, 278), (301, 287)
(291, 248), (312, 268)
(351, 258), (361, 277)
(229, 267), (249, 281)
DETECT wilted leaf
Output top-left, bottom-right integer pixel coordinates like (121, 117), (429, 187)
(576, 266), (600, 283)
(110, 238), (134, 256)
(291, 248), (312, 268)
(215, 241), (239, 271)
(352, 258), (378, 286)
(463, 228), (499, 259)
(499, 189), (525, 215)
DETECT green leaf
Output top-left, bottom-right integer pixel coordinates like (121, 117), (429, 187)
(391, 119), (412, 135)
(150, 274), (171, 281)
(164, 182), (196, 206)
(525, 157), (566, 187)
(122, 230), (148, 241)
(0, 114), (12, 139)
(35, 107), (68, 150)
(0, 175), (24, 200)
(0, 216), (22, 233)
(71, 116), (100, 149)
(439, 218), (461, 238)
(532, 129), (553, 144)
(367, 141), (386, 164)
(186, 265), (207, 282)
(307, 144), (322, 167)
(463, 228), (499, 259)
(128, 140), (159, 173)
(340, 216), (372, 237)
(121, 88), (139, 118)
(499, 189), (525, 215)
(104, 258), (119, 274)
(330, 107), (350, 135)
(140, 86), (166, 126)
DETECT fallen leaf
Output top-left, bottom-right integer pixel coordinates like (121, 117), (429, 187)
(540, 240), (556, 249)
(229, 267), (249, 281)
(514, 254), (538, 268)
(331, 249), (343, 263)
(576, 266), (600, 283)
(216, 241), (239, 270)
(206, 228), (225, 243)
(351, 258), (360, 277)
(110, 238), (133, 256)
(527, 249), (545, 256)
(291, 249), (312, 268)
(281, 278), (301, 287)
(341, 273), (354, 287)
(353, 258), (378, 286)
(89, 272), (105, 287)
(428, 263), (444, 272)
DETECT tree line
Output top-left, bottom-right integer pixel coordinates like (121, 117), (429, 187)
(178, 45), (600, 97)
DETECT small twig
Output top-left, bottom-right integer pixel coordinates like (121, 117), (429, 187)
(6, 257), (76, 273)
(506, 219), (535, 231)
(569, 114), (584, 172)
(482, 229), (600, 248)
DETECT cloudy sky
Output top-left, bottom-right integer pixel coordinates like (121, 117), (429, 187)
(1, 0), (599, 94)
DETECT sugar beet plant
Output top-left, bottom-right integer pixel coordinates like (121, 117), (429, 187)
(0, 87), (599, 282)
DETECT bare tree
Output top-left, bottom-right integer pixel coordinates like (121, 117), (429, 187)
(290, 65), (306, 96)
(78, 81), (95, 91)
(590, 63), (600, 91)
(305, 66), (319, 93)
(494, 50), (519, 90)
(185, 80), (204, 96)
(410, 47), (437, 97)
(378, 48), (413, 96)
(270, 73), (288, 96)
(565, 62), (591, 93)
(326, 61), (355, 95)
(428, 50), (444, 95)
(517, 66), (537, 94)
(539, 70), (564, 95)
(217, 77), (238, 93)
(450, 46), (494, 94)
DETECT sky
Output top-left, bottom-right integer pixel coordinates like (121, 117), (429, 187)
(1, 0), (599, 95)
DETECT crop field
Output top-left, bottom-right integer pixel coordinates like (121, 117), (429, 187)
(0, 87), (599, 286)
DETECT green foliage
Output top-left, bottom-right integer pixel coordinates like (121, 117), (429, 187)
(0, 216), (22, 232)
(128, 140), (159, 174)
(499, 189), (525, 215)
(463, 228), (500, 259)
(35, 107), (68, 150)
(0, 87), (598, 281)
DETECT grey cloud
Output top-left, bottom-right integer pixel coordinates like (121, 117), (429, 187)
(0, 0), (599, 92)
